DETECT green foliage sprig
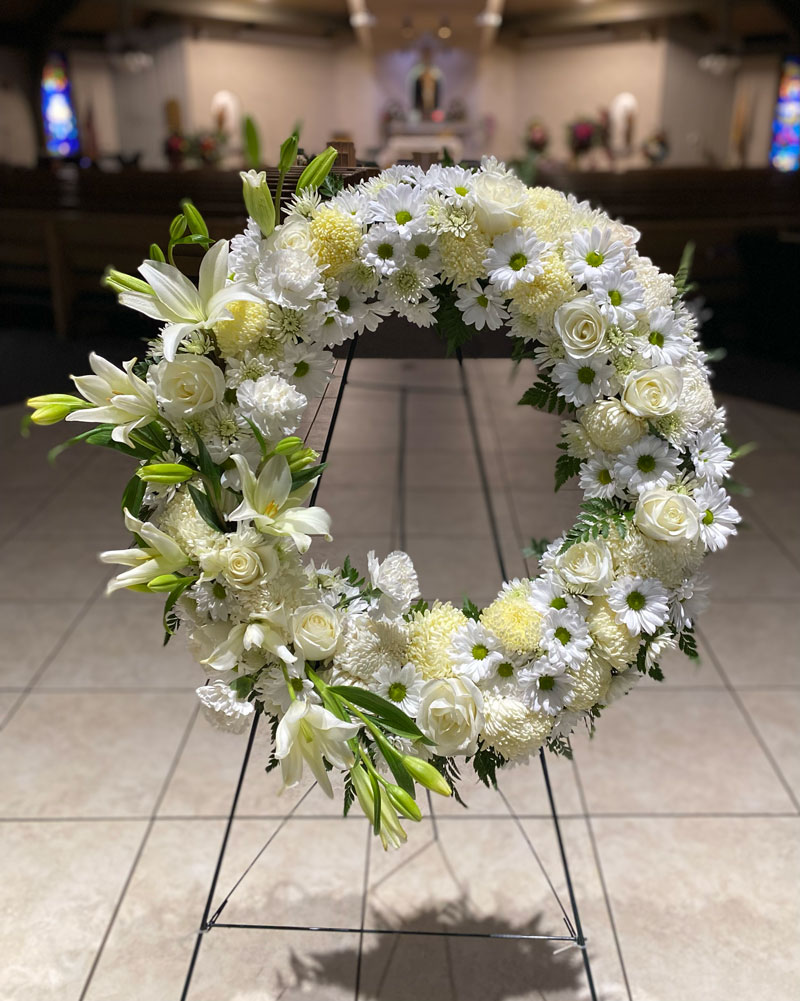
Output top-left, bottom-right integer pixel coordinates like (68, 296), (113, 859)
(518, 373), (572, 415)
(559, 498), (633, 553)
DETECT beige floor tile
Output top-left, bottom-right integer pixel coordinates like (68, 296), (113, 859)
(0, 534), (110, 601)
(698, 599), (800, 687)
(19, 483), (130, 541)
(405, 487), (516, 538)
(738, 488), (800, 540)
(84, 818), (226, 1001)
(210, 816), (370, 928)
(735, 446), (800, 491)
(313, 485), (398, 536)
(404, 532), (526, 606)
(350, 357), (461, 388)
(318, 446), (398, 488)
(432, 748), (583, 817)
(704, 534), (800, 599)
(37, 590), (203, 690)
(739, 688), (800, 803)
(574, 688), (795, 814)
(0, 601), (84, 688)
(592, 816), (800, 1001)
(187, 927), (359, 1000)
(511, 488), (583, 541)
(0, 691), (20, 725)
(0, 819), (146, 1000)
(363, 816), (626, 1000)
(0, 692), (195, 817)
(405, 446), (482, 488)
(637, 630), (724, 688)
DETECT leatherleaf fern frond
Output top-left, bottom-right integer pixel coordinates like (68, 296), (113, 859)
(559, 498), (634, 553)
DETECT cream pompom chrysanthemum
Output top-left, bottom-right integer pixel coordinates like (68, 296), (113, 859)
(566, 654), (613, 711)
(481, 694), (553, 761)
(587, 598), (640, 670)
(607, 525), (704, 590)
(310, 206), (362, 279)
(580, 399), (646, 453)
(518, 186), (573, 242)
(633, 256), (677, 311)
(655, 363), (717, 447)
(480, 581), (543, 658)
(406, 601), (466, 680)
(438, 231), (492, 286)
(509, 251), (576, 326)
(214, 300), (270, 358)
(335, 614), (410, 684)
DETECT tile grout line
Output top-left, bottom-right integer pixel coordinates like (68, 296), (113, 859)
(353, 822), (373, 1001)
(78, 702), (201, 1001)
(0, 575), (110, 733)
(397, 385), (407, 551)
(571, 757), (634, 1001)
(696, 624), (800, 815)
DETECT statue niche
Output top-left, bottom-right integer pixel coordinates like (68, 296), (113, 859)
(409, 47), (443, 121)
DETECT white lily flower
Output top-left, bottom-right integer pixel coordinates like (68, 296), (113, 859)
(202, 605), (297, 671)
(117, 240), (262, 360)
(100, 509), (187, 594)
(229, 454), (331, 553)
(66, 353), (159, 448)
(275, 699), (360, 797)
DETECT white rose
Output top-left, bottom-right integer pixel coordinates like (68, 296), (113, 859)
(554, 539), (614, 595)
(622, 366), (683, 418)
(151, 356), (225, 420)
(635, 488), (701, 542)
(417, 677), (484, 756)
(269, 217), (313, 254)
(470, 173), (528, 236)
(554, 298), (608, 359)
(222, 543), (278, 589)
(292, 603), (341, 661)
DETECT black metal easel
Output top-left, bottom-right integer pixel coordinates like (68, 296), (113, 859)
(180, 337), (598, 1000)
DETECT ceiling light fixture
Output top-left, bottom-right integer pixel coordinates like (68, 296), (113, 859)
(350, 10), (376, 29)
(437, 18), (452, 40)
(475, 11), (502, 29)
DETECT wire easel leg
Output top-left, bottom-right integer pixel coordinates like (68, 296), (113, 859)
(180, 713), (260, 1000)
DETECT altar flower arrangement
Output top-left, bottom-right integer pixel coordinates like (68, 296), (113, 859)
(26, 141), (740, 850)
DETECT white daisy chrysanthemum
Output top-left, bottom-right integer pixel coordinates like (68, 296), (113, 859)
(564, 227), (626, 286)
(552, 355), (618, 406)
(373, 662), (424, 716)
(670, 573), (710, 630)
(541, 608), (593, 668)
(455, 281), (510, 331)
(279, 342), (332, 401)
(614, 435), (680, 494)
(603, 668), (641, 704)
(607, 575), (670, 636)
(644, 629), (678, 669)
(549, 707), (587, 739)
(255, 663), (316, 716)
(690, 428), (734, 483)
(518, 658), (575, 716)
(588, 270), (645, 330)
(361, 225), (403, 276)
(484, 228), (548, 292)
(396, 290), (439, 328)
(506, 302), (540, 343)
(368, 183), (429, 239)
(579, 452), (619, 500)
(381, 260), (436, 308)
(529, 574), (579, 615)
(639, 307), (691, 366)
(192, 579), (230, 621)
(450, 619), (505, 683)
(400, 232), (441, 274)
(694, 482), (740, 551)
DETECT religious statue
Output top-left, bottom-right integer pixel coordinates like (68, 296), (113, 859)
(410, 47), (443, 120)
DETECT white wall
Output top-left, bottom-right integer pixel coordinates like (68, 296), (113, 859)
(730, 53), (781, 167)
(515, 37), (667, 164)
(0, 46), (37, 166)
(661, 39), (735, 166)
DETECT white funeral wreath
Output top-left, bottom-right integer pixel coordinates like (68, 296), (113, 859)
(27, 142), (740, 849)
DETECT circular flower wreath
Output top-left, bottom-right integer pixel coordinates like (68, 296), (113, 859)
(28, 150), (740, 850)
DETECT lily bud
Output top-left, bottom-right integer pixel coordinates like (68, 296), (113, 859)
(103, 268), (154, 296)
(273, 436), (304, 454)
(26, 394), (87, 425)
(350, 764), (376, 824)
(146, 574), (185, 593)
(377, 787), (408, 851)
(181, 199), (209, 238)
(169, 213), (188, 240)
(401, 755), (451, 797)
(295, 146), (338, 194)
(288, 449), (317, 473)
(385, 783), (422, 823)
(240, 169), (276, 237)
(149, 243), (166, 263)
(137, 462), (195, 484)
(278, 131), (299, 173)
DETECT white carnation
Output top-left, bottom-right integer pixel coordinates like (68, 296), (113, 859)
(236, 373), (307, 439)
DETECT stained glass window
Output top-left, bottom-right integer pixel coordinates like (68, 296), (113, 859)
(41, 53), (80, 158)
(770, 56), (800, 173)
